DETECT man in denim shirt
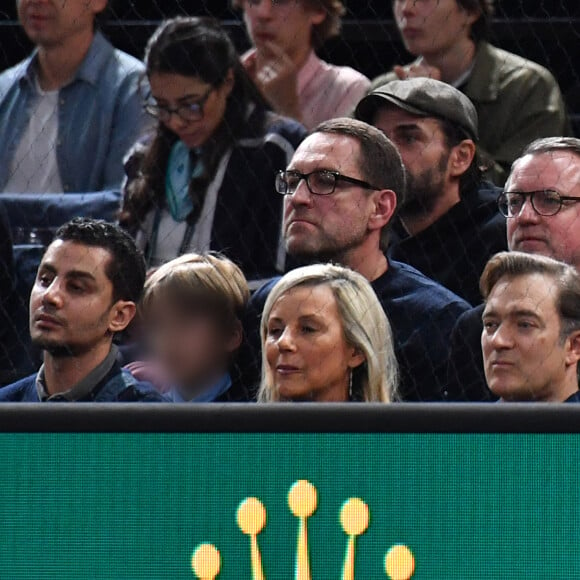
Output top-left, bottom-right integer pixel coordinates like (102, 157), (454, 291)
(0, 0), (150, 193)
(0, 218), (164, 403)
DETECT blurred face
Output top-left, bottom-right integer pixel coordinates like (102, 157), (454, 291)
(482, 273), (578, 402)
(392, 0), (478, 58)
(17, 0), (106, 47)
(30, 240), (129, 357)
(373, 106), (451, 217)
(242, 0), (325, 60)
(265, 284), (364, 402)
(148, 72), (233, 149)
(506, 152), (580, 271)
(146, 300), (238, 396)
(283, 133), (379, 261)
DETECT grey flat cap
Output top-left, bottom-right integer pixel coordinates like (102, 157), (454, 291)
(355, 77), (479, 141)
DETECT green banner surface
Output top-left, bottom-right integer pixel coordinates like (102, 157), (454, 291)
(0, 432), (576, 579)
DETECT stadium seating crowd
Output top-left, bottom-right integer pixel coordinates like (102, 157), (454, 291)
(1, 0), (580, 403)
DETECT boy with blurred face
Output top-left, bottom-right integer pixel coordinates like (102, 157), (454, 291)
(234, 0), (370, 129)
(0, 0), (150, 193)
(370, 0), (570, 183)
(356, 78), (505, 304)
(140, 254), (251, 403)
(480, 252), (580, 403)
(0, 218), (164, 402)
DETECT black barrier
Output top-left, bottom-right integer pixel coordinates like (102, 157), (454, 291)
(0, 403), (578, 432)
(0, 404), (579, 578)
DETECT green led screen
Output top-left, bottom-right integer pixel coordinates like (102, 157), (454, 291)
(0, 432), (577, 578)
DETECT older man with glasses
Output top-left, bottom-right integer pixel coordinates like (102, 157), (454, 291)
(448, 136), (580, 400)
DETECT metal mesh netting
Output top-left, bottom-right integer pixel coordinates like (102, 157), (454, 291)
(0, 1), (578, 399)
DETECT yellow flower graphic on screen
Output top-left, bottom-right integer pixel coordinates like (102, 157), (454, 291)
(191, 479), (415, 580)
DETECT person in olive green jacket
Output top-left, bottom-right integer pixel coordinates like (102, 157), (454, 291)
(371, 0), (571, 184)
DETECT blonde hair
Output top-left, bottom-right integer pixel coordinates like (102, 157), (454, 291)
(258, 264), (398, 402)
(142, 253), (249, 333)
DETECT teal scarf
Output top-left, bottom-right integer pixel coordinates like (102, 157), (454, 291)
(165, 141), (203, 222)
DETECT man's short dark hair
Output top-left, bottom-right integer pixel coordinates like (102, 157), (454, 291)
(313, 117), (407, 203)
(55, 218), (146, 304)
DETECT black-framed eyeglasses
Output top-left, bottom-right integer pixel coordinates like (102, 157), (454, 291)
(498, 190), (580, 218)
(144, 86), (215, 122)
(275, 170), (380, 196)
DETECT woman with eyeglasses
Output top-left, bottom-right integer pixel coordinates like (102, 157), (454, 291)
(121, 17), (306, 282)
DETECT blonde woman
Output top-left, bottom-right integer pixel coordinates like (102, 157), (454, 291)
(259, 264), (398, 402)
(141, 253), (250, 402)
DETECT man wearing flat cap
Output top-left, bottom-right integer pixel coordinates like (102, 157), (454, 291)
(356, 78), (506, 305)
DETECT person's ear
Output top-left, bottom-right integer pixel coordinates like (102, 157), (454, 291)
(448, 139), (476, 178)
(368, 189), (397, 232)
(225, 321), (244, 354)
(565, 331), (580, 367)
(108, 301), (137, 334)
(308, 6), (327, 27)
(348, 347), (366, 370)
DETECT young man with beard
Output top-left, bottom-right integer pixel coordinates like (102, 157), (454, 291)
(356, 77), (506, 305)
(0, 218), (164, 402)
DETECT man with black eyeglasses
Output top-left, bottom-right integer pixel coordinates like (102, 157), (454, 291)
(448, 136), (580, 400)
(241, 117), (471, 401)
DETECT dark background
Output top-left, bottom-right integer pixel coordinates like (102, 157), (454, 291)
(1, 1), (579, 122)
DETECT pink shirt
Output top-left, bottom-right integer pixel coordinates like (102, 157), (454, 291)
(297, 51), (370, 129)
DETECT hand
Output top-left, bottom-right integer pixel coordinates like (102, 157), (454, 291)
(124, 361), (170, 393)
(393, 62), (442, 81)
(243, 42), (302, 121)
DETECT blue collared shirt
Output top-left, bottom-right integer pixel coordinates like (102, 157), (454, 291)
(168, 373), (233, 403)
(0, 31), (151, 193)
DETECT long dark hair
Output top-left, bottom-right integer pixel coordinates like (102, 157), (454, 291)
(121, 17), (268, 230)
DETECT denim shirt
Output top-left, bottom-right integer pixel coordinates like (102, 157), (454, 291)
(0, 31), (151, 193)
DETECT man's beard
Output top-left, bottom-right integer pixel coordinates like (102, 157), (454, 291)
(31, 338), (78, 358)
(399, 154), (449, 219)
(287, 234), (365, 266)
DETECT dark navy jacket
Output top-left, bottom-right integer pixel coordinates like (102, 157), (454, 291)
(0, 362), (165, 403)
(389, 182), (506, 305)
(447, 304), (492, 401)
(241, 259), (470, 402)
